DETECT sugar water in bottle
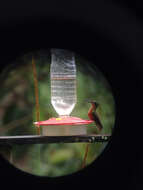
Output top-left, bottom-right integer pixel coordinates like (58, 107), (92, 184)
(50, 49), (77, 116)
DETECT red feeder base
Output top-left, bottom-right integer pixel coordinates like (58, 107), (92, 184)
(34, 116), (93, 126)
(34, 116), (94, 136)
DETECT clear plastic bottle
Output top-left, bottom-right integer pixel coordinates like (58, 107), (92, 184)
(50, 49), (77, 116)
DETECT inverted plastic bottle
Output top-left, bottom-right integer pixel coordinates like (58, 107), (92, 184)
(50, 49), (77, 116)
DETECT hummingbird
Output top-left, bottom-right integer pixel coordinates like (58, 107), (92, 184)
(87, 100), (103, 131)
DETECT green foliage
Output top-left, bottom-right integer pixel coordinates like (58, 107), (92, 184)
(0, 50), (115, 177)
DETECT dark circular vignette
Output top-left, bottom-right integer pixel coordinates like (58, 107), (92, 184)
(0, 16), (138, 187)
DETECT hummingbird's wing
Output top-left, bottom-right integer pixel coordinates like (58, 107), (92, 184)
(92, 112), (103, 131)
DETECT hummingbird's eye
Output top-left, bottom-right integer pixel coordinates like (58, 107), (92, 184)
(0, 49), (115, 177)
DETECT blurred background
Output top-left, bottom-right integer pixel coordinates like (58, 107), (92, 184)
(0, 49), (115, 177)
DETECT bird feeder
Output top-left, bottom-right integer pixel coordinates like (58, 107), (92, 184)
(34, 49), (94, 136)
